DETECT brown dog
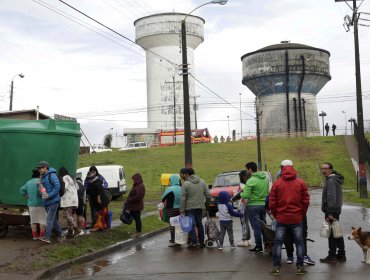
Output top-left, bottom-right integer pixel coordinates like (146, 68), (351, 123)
(348, 227), (370, 264)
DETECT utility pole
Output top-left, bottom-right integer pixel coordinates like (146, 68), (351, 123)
(298, 55), (305, 133)
(335, 0), (368, 198)
(193, 95), (200, 130)
(255, 98), (262, 171)
(165, 76), (181, 144)
(319, 111), (327, 136)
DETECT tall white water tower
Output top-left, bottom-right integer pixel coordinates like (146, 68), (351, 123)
(134, 13), (204, 130)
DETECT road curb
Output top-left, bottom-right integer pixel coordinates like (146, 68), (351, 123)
(35, 226), (169, 280)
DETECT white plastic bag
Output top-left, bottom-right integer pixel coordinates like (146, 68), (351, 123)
(331, 220), (343, 238)
(320, 221), (331, 238)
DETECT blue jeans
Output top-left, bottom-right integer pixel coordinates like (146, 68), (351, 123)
(185, 209), (204, 245)
(247, 205), (266, 249)
(45, 203), (63, 240)
(273, 222), (304, 267)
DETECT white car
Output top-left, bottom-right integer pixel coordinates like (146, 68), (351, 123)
(90, 145), (112, 153)
(119, 142), (148, 151)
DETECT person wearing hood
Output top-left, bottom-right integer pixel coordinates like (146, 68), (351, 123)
(36, 161), (64, 244)
(240, 162), (269, 253)
(126, 173), (145, 238)
(85, 170), (110, 232)
(269, 160), (310, 276)
(161, 174), (182, 247)
(319, 162), (346, 263)
(180, 168), (211, 248)
(218, 191), (243, 250)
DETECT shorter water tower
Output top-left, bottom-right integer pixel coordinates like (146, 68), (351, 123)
(241, 42), (331, 136)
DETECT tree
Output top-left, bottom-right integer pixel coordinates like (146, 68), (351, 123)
(104, 133), (113, 148)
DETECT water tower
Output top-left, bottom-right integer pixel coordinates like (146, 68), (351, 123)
(134, 13), (204, 130)
(241, 42), (331, 135)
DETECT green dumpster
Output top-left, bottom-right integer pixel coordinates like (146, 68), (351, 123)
(0, 118), (81, 206)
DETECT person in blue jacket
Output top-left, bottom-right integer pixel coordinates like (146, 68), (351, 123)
(36, 161), (64, 244)
(162, 174), (182, 247)
(218, 191), (243, 250)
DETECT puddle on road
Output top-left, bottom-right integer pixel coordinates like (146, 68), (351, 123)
(61, 240), (157, 278)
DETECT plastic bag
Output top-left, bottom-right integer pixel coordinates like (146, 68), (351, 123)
(320, 220), (331, 238)
(179, 216), (193, 232)
(331, 220), (343, 238)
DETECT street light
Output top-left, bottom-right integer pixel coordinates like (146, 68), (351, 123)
(181, 0), (228, 168)
(227, 115), (230, 137)
(342, 111), (347, 135)
(319, 111), (327, 136)
(9, 73), (25, 111)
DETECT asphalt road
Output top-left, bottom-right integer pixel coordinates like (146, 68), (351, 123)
(53, 189), (370, 280)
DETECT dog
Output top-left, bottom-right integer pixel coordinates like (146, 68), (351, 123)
(348, 226), (370, 264)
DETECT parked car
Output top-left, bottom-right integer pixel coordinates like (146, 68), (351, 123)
(90, 144), (112, 153)
(208, 170), (273, 215)
(76, 165), (127, 201)
(119, 142), (148, 151)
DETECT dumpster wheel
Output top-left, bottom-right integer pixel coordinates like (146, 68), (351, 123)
(0, 218), (8, 238)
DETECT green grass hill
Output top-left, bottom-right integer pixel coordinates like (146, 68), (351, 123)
(78, 135), (360, 201)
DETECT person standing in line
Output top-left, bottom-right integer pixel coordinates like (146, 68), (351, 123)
(76, 177), (86, 232)
(180, 168), (211, 248)
(59, 167), (81, 238)
(232, 170), (252, 247)
(161, 174), (182, 247)
(332, 124), (337, 136)
(36, 161), (64, 244)
(268, 160), (310, 276)
(126, 173), (145, 238)
(86, 170), (110, 232)
(325, 123), (330, 136)
(217, 191), (243, 250)
(240, 162), (269, 253)
(319, 162), (346, 263)
(84, 166), (108, 228)
(19, 169), (47, 240)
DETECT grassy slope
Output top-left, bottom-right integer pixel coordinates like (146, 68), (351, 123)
(79, 135), (358, 201)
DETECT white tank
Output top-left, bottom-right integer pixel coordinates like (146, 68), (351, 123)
(134, 13), (205, 130)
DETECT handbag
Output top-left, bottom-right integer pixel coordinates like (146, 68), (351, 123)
(120, 203), (133, 225)
(320, 220), (331, 238)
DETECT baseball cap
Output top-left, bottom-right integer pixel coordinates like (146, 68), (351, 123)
(36, 161), (49, 168)
(281, 159), (293, 167)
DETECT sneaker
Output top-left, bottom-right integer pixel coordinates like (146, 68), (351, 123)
(39, 237), (51, 244)
(78, 230), (85, 236)
(287, 256), (294, 264)
(269, 266), (280, 276)
(131, 232), (141, 238)
(249, 246), (263, 253)
(319, 255), (337, 263)
(296, 266), (307, 275)
(231, 244), (236, 249)
(237, 240), (250, 247)
(218, 246), (223, 250)
(337, 255), (346, 262)
(33, 236), (39, 241)
(304, 255), (316, 265)
(199, 243), (206, 248)
(168, 242), (179, 247)
(57, 235), (65, 242)
(188, 243), (197, 249)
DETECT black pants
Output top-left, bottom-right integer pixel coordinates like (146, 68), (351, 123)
(326, 213), (345, 257)
(131, 211), (142, 233)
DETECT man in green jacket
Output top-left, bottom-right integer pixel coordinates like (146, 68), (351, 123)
(241, 162), (269, 253)
(180, 168), (211, 248)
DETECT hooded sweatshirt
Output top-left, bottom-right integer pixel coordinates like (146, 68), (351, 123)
(126, 173), (145, 212)
(321, 173), (344, 215)
(240, 171), (269, 205)
(269, 166), (310, 224)
(180, 174), (211, 212)
(162, 174), (182, 209)
(218, 191), (243, 223)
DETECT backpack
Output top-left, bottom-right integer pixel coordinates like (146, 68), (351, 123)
(48, 173), (66, 197)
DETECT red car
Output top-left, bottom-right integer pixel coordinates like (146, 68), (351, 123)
(208, 170), (273, 215)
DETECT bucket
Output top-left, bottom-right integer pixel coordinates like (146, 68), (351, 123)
(107, 210), (113, 228)
(174, 226), (189, 245)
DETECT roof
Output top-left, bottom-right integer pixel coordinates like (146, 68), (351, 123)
(241, 42), (330, 60)
(0, 109), (50, 120)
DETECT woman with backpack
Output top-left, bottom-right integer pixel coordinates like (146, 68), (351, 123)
(59, 167), (81, 238)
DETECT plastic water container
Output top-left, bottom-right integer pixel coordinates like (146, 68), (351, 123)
(175, 226), (189, 244)
(331, 220), (343, 238)
(170, 215), (181, 227)
(107, 210), (113, 228)
(320, 221), (331, 238)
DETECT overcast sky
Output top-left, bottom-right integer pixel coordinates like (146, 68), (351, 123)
(1, 0), (369, 145)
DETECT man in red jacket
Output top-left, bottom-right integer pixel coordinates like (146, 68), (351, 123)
(269, 160), (310, 276)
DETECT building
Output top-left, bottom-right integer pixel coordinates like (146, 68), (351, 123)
(241, 42), (331, 136)
(0, 109), (50, 120)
